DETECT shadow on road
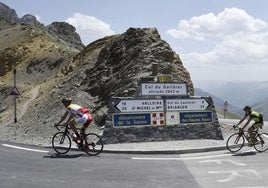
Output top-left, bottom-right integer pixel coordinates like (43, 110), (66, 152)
(232, 151), (257, 157)
(43, 153), (87, 159)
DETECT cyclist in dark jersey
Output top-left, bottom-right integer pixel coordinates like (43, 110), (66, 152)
(236, 106), (263, 146)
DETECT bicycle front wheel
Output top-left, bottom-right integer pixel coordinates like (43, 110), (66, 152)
(226, 133), (245, 152)
(82, 133), (103, 156)
(52, 132), (71, 154)
(254, 133), (268, 152)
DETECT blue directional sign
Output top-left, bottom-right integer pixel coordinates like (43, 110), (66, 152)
(113, 113), (151, 127)
(179, 111), (213, 124)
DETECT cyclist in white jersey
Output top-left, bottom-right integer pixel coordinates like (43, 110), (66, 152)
(54, 98), (92, 142)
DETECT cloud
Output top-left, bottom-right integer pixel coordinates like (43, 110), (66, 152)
(165, 8), (268, 82)
(34, 15), (41, 21)
(66, 13), (115, 44)
(167, 7), (267, 40)
(182, 31), (268, 67)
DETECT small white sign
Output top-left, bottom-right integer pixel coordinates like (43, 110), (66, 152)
(166, 112), (180, 125)
(166, 98), (209, 111)
(141, 83), (187, 96)
(115, 99), (164, 112)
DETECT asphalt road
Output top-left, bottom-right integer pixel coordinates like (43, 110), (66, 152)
(1, 141), (268, 188)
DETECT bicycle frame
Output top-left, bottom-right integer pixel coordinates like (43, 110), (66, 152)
(237, 130), (258, 143)
(56, 124), (84, 140)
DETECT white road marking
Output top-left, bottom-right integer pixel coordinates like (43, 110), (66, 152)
(200, 159), (246, 166)
(132, 150), (256, 161)
(208, 170), (262, 182)
(2, 144), (49, 153)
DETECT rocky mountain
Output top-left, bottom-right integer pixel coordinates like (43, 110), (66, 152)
(0, 4), (84, 77)
(0, 2), (43, 25)
(0, 2), (18, 23)
(0, 3), (194, 145)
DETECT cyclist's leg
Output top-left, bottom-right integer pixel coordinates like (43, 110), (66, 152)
(80, 114), (92, 150)
(69, 119), (80, 138)
(253, 123), (263, 129)
(251, 123), (263, 143)
(248, 126), (254, 146)
(76, 114), (89, 140)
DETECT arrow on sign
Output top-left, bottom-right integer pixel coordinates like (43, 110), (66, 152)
(166, 98), (209, 111)
(115, 99), (164, 112)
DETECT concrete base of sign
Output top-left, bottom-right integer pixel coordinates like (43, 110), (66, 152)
(102, 119), (223, 144)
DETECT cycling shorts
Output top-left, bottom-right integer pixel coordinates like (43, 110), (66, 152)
(251, 122), (263, 130)
(76, 113), (92, 128)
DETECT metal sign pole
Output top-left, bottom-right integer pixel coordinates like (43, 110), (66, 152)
(13, 65), (17, 123)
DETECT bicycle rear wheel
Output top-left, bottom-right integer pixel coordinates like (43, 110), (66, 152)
(254, 133), (268, 152)
(52, 132), (71, 154)
(82, 133), (103, 156)
(226, 133), (245, 152)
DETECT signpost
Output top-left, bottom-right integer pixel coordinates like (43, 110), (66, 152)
(179, 111), (213, 123)
(141, 82), (188, 96)
(115, 99), (164, 112)
(166, 98), (209, 111)
(110, 81), (216, 127)
(9, 65), (20, 123)
(104, 79), (221, 144)
(113, 113), (151, 127)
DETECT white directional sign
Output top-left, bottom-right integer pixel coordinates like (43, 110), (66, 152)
(115, 99), (164, 112)
(141, 83), (187, 96)
(166, 98), (209, 111)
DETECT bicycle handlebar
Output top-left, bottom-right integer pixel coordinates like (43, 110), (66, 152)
(232, 124), (239, 130)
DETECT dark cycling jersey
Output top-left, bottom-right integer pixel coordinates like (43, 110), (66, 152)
(248, 111), (263, 123)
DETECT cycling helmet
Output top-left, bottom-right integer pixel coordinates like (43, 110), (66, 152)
(243, 105), (251, 111)
(61, 97), (72, 105)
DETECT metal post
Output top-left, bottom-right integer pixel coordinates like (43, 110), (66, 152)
(224, 101), (228, 119)
(13, 65), (17, 123)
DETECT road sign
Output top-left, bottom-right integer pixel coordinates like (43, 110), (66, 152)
(166, 112), (179, 125)
(9, 86), (20, 96)
(166, 98), (209, 111)
(158, 76), (171, 83)
(179, 111), (213, 123)
(151, 112), (165, 125)
(141, 82), (188, 96)
(115, 99), (164, 112)
(113, 113), (151, 127)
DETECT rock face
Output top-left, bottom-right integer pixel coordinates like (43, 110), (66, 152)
(20, 14), (42, 26)
(77, 27), (194, 105)
(46, 22), (85, 51)
(0, 2), (19, 23)
(0, 2), (42, 25)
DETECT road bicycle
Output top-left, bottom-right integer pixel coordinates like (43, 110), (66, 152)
(52, 123), (104, 156)
(226, 125), (268, 153)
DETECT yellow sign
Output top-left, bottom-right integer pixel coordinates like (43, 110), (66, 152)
(158, 76), (171, 83)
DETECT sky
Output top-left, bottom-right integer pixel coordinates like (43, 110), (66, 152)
(1, 0), (268, 86)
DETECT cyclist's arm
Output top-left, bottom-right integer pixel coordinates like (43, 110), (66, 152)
(236, 115), (247, 126)
(241, 118), (252, 131)
(55, 111), (68, 126)
(66, 114), (75, 124)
